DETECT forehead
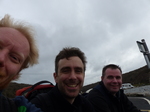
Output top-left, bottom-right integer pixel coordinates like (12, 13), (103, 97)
(0, 27), (30, 57)
(105, 68), (121, 76)
(58, 56), (84, 69)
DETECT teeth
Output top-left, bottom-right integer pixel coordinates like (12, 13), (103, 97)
(68, 85), (76, 87)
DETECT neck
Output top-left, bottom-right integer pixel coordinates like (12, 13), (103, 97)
(66, 98), (75, 104)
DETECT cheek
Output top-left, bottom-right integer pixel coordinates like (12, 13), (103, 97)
(77, 75), (84, 82)
(55, 75), (66, 83)
(103, 80), (111, 86)
(10, 66), (21, 75)
(54, 75), (60, 83)
(103, 78), (108, 82)
(5, 64), (18, 75)
(119, 80), (122, 84)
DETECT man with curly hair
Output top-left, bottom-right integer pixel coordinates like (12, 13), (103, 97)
(0, 14), (42, 112)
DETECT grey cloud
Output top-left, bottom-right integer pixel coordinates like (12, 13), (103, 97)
(1, 0), (150, 85)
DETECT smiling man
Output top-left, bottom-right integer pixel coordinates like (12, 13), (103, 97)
(87, 64), (141, 112)
(31, 47), (95, 112)
(0, 14), (42, 112)
(0, 27), (30, 90)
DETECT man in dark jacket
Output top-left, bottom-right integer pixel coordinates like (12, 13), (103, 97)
(87, 64), (141, 112)
(31, 47), (95, 112)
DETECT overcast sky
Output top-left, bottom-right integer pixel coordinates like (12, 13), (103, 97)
(0, 0), (150, 86)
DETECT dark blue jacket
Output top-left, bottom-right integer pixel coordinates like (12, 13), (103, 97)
(0, 91), (42, 112)
(87, 81), (141, 112)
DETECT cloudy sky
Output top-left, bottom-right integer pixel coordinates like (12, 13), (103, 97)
(0, 0), (150, 86)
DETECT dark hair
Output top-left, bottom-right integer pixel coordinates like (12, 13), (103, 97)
(55, 47), (87, 74)
(102, 64), (122, 77)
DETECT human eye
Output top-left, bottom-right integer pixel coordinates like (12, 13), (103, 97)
(10, 54), (21, 64)
(107, 76), (113, 79)
(61, 67), (70, 74)
(116, 76), (121, 79)
(75, 68), (83, 74)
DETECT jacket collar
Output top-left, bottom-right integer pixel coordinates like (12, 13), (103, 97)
(52, 85), (83, 106)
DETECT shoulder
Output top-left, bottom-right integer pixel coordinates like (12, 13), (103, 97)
(30, 93), (48, 105)
(31, 89), (53, 102)
(78, 95), (95, 112)
(119, 89), (128, 99)
(31, 86), (58, 106)
(31, 90), (57, 112)
(87, 84), (111, 106)
(13, 96), (42, 112)
(80, 95), (94, 105)
(31, 92), (54, 110)
(87, 84), (105, 98)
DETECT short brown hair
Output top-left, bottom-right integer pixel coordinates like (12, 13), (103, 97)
(102, 64), (122, 77)
(55, 47), (87, 74)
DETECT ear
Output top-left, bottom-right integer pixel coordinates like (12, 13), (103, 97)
(53, 73), (58, 83)
(101, 76), (103, 81)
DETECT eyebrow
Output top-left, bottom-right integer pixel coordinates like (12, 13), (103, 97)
(60, 66), (70, 70)
(60, 66), (83, 71)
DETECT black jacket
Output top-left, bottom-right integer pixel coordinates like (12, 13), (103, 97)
(31, 86), (95, 112)
(0, 93), (17, 112)
(87, 81), (141, 112)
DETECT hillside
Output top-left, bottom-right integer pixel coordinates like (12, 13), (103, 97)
(122, 65), (150, 85)
(2, 82), (31, 98)
(2, 65), (150, 98)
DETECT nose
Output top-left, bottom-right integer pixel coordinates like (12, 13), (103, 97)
(112, 77), (117, 83)
(0, 51), (6, 67)
(69, 71), (77, 80)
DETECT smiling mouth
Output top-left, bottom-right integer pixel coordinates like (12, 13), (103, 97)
(67, 84), (77, 87)
(111, 85), (119, 88)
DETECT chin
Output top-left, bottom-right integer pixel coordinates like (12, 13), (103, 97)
(67, 92), (78, 98)
(110, 89), (119, 93)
